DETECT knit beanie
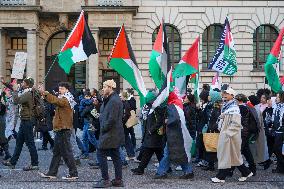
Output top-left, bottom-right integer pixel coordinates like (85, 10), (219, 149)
(209, 89), (222, 103)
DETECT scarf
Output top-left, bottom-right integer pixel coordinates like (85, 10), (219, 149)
(18, 88), (32, 97)
(221, 99), (240, 115)
(141, 104), (151, 121)
(58, 92), (76, 110)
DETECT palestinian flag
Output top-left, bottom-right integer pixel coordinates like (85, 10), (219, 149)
(148, 67), (172, 115)
(58, 10), (97, 74)
(148, 20), (170, 90)
(264, 27), (284, 93)
(108, 25), (147, 105)
(167, 86), (193, 164)
(211, 72), (221, 90)
(173, 36), (199, 97)
(208, 17), (237, 75)
(173, 37), (199, 78)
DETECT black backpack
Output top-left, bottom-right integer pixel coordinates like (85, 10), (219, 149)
(31, 88), (46, 123)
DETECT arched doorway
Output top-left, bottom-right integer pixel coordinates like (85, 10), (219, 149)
(45, 31), (86, 92)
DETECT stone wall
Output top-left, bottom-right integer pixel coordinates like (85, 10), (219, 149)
(131, 0), (284, 95)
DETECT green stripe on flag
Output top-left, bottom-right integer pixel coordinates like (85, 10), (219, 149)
(58, 48), (75, 74)
(149, 50), (166, 89)
(265, 54), (282, 93)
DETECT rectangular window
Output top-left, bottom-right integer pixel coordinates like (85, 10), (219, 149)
(103, 38), (115, 51)
(11, 37), (27, 50)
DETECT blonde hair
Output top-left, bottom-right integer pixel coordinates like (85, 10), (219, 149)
(121, 91), (128, 100)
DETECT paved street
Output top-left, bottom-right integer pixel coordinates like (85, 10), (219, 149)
(0, 139), (283, 189)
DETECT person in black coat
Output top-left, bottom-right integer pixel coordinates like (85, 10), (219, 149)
(235, 94), (257, 176)
(131, 102), (166, 175)
(262, 98), (274, 158)
(94, 80), (124, 188)
(183, 94), (197, 140)
(38, 100), (55, 150)
(126, 88), (137, 150)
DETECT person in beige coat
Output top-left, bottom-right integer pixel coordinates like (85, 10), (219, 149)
(211, 88), (253, 183)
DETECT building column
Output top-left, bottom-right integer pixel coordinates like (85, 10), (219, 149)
(26, 29), (38, 84)
(87, 28), (99, 90)
(123, 28), (133, 90)
(0, 28), (5, 78)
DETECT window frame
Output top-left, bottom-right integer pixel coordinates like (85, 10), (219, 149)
(152, 24), (181, 66)
(253, 25), (279, 71)
(11, 37), (27, 50)
(201, 24), (223, 70)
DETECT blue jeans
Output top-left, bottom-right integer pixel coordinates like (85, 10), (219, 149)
(157, 144), (193, 176)
(124, 129), (135, 157)
(119, 147), (127, 164)
(82, 120), (98, 156)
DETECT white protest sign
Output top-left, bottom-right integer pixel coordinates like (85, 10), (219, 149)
(11, 52), (27, 79)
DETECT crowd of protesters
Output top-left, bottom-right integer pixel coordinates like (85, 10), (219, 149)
(0, 77), (283, 187)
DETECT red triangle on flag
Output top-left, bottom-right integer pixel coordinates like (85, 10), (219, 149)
(181, 37), (199, 71)
(270, 28), (284, 57)
(153, 21), (164, 53)
(110, 25), (130, 60)
(61, 11), (85, 52)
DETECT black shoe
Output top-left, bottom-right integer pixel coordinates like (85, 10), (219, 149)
(131, 168), (144, 175)
(93, 179), (112, 188)
(179, 173), (194, 179)
(202, 166), (215, 171)
(263, 160), (272, 170)
(23, 165), (39, 171)
(3, 161), (15, 169)
(153, 174), (167, 179)
(167, 167), (173, 173)
(62, 174), (78, 180)
(111, 179), (124, 187)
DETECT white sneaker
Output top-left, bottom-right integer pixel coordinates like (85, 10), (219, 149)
(134, 158), (141, 163)
(107, 157), (112, 161)
(238, 172), (253, 182)
(211, 177), (225, 183)
(175, 166), (182, 171)
(154, 163), (159, 167)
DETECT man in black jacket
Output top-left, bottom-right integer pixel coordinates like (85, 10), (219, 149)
(94, 80), (124, 188)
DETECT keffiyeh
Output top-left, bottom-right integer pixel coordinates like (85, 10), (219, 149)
(59, 92), (77, 109)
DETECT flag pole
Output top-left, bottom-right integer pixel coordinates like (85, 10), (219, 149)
(43, 55), (58, 83)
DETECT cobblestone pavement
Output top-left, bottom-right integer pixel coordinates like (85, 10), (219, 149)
(0, 140), (283, 189)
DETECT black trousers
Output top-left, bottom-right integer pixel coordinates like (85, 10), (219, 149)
(205, 152), (217, 168)
(42, 131), (54, 148)
(196, 132), (205, 160)
(266, 134), (275, 158)
(47, 130), (78, 177)
(274, 133), (284, 172)
(10, 120), (38, 166)
(216, 164), (251, 180)
(138, 147), (163, 170)
(97, 148), (122, 180)
(241, 136), (256, 172)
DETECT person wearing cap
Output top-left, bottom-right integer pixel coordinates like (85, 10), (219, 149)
(94, 79), (125, 188)
(3, 77), (39, 171)
(211, 88), (253, 183)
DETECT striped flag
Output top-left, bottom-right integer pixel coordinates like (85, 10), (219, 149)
(148, 20), (170, 90)
(208, 17), (237, 75)
(58, 10), (97, 74)
(108, 24), (147, 105)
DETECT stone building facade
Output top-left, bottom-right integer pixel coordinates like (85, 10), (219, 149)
(0, 0), (284, 96)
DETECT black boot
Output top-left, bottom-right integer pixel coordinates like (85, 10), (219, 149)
(131, 168), (144, 175)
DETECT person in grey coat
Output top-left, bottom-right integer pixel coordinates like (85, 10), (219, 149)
(94, 80), (125, 188)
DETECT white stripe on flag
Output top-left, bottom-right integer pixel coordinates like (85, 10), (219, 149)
(149, 67), (172, 115)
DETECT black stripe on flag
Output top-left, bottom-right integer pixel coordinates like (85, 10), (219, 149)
(82, 15), (98, 56)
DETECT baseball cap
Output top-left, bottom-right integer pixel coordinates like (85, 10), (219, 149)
(224, 87), (236, 96)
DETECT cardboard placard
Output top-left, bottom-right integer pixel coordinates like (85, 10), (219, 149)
(11, 52), (27, 79)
